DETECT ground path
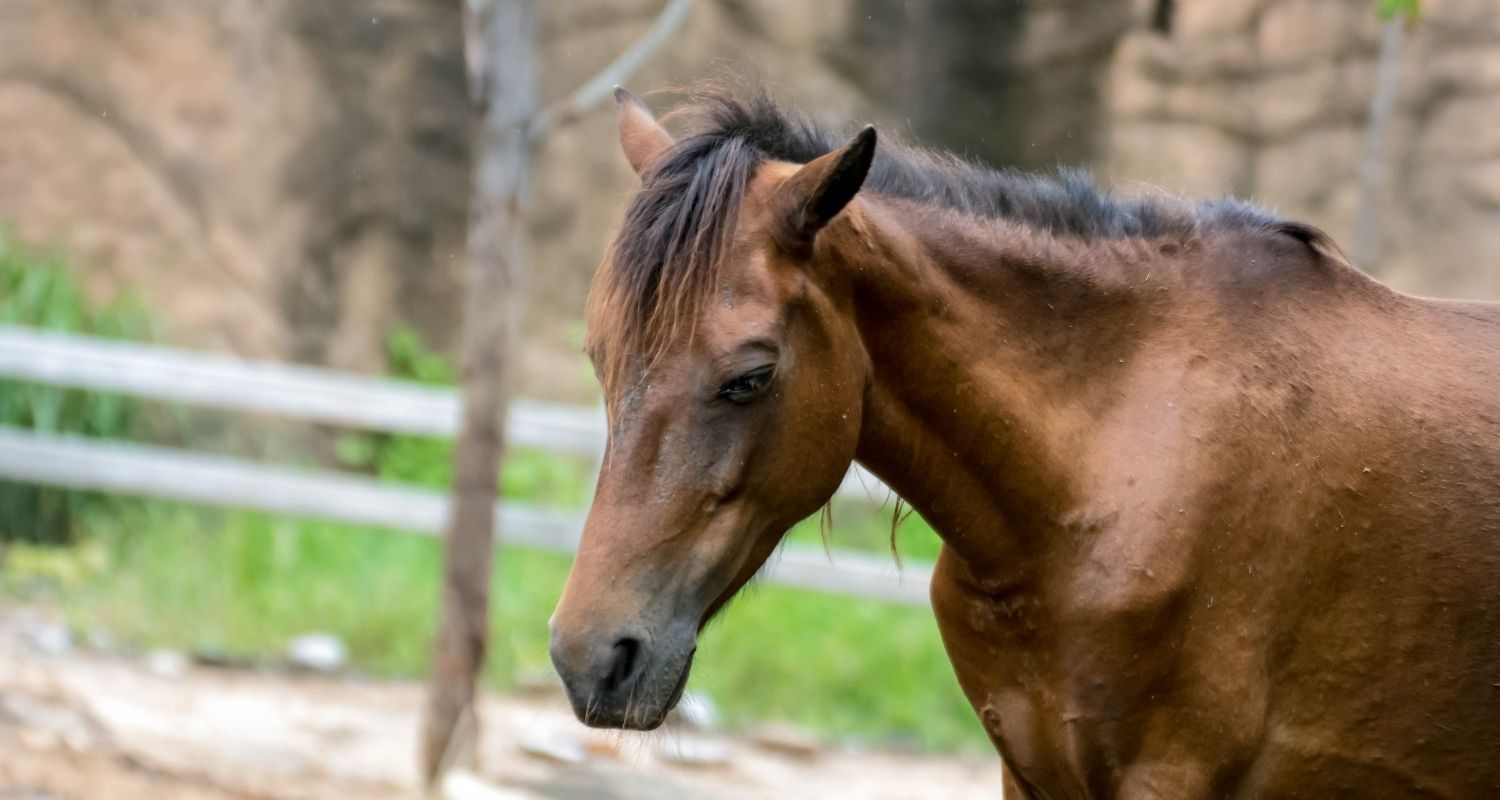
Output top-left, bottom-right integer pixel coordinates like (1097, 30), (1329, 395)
(0, 608), (997, 799)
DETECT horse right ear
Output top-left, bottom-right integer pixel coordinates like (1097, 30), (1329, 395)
(774, 125), (877, 247)
(615, 87), (674, 177)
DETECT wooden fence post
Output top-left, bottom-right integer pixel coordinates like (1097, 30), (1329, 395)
(420, 0), (536, 786)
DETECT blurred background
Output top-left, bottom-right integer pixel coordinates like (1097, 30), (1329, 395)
(0, 0), (1494, 797)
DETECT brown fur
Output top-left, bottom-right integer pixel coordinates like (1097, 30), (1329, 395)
(551, 87), (1500, 798)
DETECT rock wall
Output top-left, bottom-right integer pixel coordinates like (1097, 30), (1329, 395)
(1106, 0), (1500, 299)
(0, 0), (1495, 401)
(0, 0), (470, 369)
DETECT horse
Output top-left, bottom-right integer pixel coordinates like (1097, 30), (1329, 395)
(547, 84), (1500, 798)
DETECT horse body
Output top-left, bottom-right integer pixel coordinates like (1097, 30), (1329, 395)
(549, 86), (1500, 798)
(844, 200), (1500, 796)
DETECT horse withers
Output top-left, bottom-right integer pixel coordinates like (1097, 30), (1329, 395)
(548, 85), (1500, 798)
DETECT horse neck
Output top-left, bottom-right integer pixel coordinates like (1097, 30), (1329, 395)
(830, 197), (1160, 582)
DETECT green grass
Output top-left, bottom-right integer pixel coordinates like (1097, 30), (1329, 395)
(0, 231), (988, 752)
(0, 231), (152, 543)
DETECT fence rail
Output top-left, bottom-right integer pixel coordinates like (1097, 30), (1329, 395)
(0, 324), (891, 501)
(0, 325), (929, 605)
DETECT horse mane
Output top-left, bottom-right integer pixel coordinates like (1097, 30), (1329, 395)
(587, 83), (1328, 385)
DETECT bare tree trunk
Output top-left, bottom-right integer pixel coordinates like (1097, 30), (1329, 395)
(1353, 16), (1405, 272)
(421, 0), (536, 787)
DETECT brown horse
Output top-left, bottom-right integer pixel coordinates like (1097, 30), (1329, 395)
(548, 85), (1500, 798)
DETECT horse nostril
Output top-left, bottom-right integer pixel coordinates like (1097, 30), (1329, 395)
(602, 636), (642, 693)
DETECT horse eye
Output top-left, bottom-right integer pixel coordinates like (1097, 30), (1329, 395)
(717, 365), (775, 404)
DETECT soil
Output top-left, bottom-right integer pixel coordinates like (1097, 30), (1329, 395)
(0, 608), (998, 799)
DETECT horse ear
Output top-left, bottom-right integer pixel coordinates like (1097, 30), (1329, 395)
(777, 125), (877, 245)
(614, 87), (674, 177)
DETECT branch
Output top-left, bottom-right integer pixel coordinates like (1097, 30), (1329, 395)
(462, 0), (490, 107)
(1352, 15), (1405, 270)
(529, 0), (694, 141)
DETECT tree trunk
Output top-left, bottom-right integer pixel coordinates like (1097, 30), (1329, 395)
(1352, 15), (1405, 272)
(420, 0), (536, 786)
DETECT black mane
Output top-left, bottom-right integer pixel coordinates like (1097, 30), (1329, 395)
(665, 87), (1295, 240)
(588, 86), (1329, 382)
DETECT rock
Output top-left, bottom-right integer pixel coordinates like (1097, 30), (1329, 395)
(879, 733), (924, 754)
(656, 734), (732, 768)
(286, 633), (347, 674)
(581, 735), (623, 760)
(1255, 127), (1363, 209)
(1173, 0), (1264, 39)
(838, 736), (873, 755)
(442, 770), (532, 800)
(146, 649), (190, 681)
(1255, 0), (1379, 69)
(518, 730), (587, 764)
(1106, 34), (1169, 119)
(23, 622), (71, 656)
(1106, 121), (1246, 198)
(0, 1), (473, 372)
(85, 626), (114, 652)
(1252, 62), (1373, 143)
(191, 647), (258, 670)
(749, 722), (822, 760)
(1423, 44), (1500, 96)
(667, 691), (718, 730)
(2, 695), (97, 752)
(1463, 161), (1500, 209)
(1420, 93), (1500, 163)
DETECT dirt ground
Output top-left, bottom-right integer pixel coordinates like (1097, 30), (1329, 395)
(0, 608), (998, 799)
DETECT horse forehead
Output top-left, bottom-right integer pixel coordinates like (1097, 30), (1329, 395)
(714, 238), (797, 315)
(702, 289), (781, 347)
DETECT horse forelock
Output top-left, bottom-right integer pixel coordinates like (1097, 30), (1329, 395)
(587, 130), (761, 393)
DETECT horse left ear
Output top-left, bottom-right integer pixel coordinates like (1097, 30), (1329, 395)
(776, 125), (877, 245)
(615, 86), (674, 178)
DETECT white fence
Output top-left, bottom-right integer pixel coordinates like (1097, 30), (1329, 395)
(0, 324), (931, 605)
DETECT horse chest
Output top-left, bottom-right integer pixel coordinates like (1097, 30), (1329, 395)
(932, 586), (1112, 795)
(931, 547), (1236, 796)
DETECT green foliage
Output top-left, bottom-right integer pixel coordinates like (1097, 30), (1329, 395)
(1377, 0), (1419, 21)
(385, 325), (456, 386)
(333, 325), (457, 485)
(0, 233), (152, 543)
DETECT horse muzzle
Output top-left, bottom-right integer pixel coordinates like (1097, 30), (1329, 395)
(549, 620), (697, 730)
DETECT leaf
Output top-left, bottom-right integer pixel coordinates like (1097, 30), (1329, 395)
(1377, 0), (1419, 21)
